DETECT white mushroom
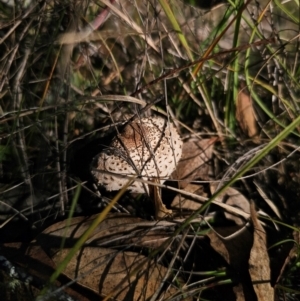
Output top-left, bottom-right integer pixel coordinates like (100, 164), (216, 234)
(91, 115), (182, 218)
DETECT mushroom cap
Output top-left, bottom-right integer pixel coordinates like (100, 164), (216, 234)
(91, 116), (182, 193)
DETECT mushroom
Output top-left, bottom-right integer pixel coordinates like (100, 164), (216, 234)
(91, 115), (182, 218)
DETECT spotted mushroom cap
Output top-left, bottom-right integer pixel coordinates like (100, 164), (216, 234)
(91, 116), (182, 193)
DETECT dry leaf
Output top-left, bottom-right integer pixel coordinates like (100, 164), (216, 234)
(236, 88), (259, 141)
(207, 226), (254, 301)
(169, 184), (250, 220)
(206, 203), (273, 300)
(1, 214), (188, 301)
(35, 213), (189, 301)
(254, 181), (282, 219)
(172, 138), (216, 188)
(171, 183), (207, 210)
(52, 246), (180, 301)
(249, 202), (274, 300)
(37, 213), (172, 252)
(210, 183), (250, 225)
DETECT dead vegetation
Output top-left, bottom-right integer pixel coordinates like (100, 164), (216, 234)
(1, 0), (300, 300)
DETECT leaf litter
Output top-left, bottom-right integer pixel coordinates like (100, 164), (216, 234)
(1, 0), (299, 300)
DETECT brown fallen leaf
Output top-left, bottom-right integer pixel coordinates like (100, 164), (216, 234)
(210, 183), (250, 226)
(52, 246), (181, 301)
(37, 213), (173, 253)
(34, 213), (191, 300)
(254, 181), (282, 220)
(172, 138), (216, 188)
(1, 213), (188, 301)
(207, 225), (254, 301)
(249, 202), (274, 300)
(171, 183), (207, 210)
(236, 86), (259, 141)
(206, 202), (273, 300)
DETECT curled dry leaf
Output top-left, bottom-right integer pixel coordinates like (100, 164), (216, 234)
(236, 87), (259, 142)
(172, 138), (216, 188)
(207, 203), (273, 300)
(210, 183), (250, 226)
(207, 225), (254, 301)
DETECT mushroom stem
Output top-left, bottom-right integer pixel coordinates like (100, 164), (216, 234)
(148, 178), (172, 219)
